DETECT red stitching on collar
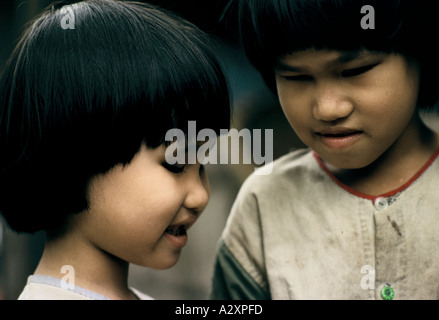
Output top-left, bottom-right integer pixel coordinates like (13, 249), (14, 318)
(312, 149), (439, 200)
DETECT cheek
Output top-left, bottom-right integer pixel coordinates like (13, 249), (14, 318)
(277, 81), (296, 118)
(83, 202), (182, 267)
(367, 60), (420, 124)
(106, 189), (183, 237)
(83, 183), (185, 261)
(361, 82), (418, 137)
(277, 83), (309, 132)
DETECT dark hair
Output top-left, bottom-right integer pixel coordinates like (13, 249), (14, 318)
(0, 0), (231, 233)
(227, 0), (439, 108)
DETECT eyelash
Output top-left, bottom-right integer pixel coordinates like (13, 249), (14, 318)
(163, 163), (186, 174)
(163, 163), (206, 176)
(283, 75), (313, 82)
(281, 63), (379, 81)
(341, 63), (379, 78)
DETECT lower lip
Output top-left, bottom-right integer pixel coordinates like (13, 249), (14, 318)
(164, 232), (188, 248)
(318, 132), (363, 149)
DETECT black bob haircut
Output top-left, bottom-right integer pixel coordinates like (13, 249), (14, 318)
(0, 0), (231, 233)
(227, 0), (439, 109)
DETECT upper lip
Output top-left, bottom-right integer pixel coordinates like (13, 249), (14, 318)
(316, 127), (362, 136)
(167, 216), (198, 231)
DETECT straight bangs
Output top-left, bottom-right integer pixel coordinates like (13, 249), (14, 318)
(233, 0), (437, 97)
(243, 0), (405, 54)
(116, 2), (231, 147)
(0, 0), (230, 232)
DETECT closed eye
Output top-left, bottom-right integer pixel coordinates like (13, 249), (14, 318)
(341, 63), (379, 78)
(163, 162), (186, 174)
(280, 74), (314, 82)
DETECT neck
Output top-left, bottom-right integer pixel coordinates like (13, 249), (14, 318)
(327, 114), (439, 196)
(34, 228), (137, 300)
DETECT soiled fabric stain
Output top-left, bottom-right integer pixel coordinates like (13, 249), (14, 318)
(387, 215), (402, 237)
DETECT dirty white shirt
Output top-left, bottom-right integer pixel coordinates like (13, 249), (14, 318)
(211, 148), (439, 300)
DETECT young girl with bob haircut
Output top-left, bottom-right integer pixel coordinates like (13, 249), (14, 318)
(211, 0), (439, 300)
(0, 0), (230, 300)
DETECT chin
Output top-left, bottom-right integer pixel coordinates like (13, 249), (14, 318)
(322, 154), (374, 170)
(154, 261), (179, 270)
(139, 253), (181, 270)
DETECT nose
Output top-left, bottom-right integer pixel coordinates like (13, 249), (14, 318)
(183, 167), (210, 214)
(312, 83), (354, 122)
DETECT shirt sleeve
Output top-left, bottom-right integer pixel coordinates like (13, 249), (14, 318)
(209, 173), (271, 300)
(210, 239), (271, 300)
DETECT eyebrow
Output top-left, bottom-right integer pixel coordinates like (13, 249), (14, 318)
(275, 50), (371, 73)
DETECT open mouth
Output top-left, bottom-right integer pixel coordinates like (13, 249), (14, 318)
(165, 225), (187, 237)
(164, 224), (189, 248)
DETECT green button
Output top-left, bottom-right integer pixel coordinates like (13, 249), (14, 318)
(381, 284), (395, 300)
